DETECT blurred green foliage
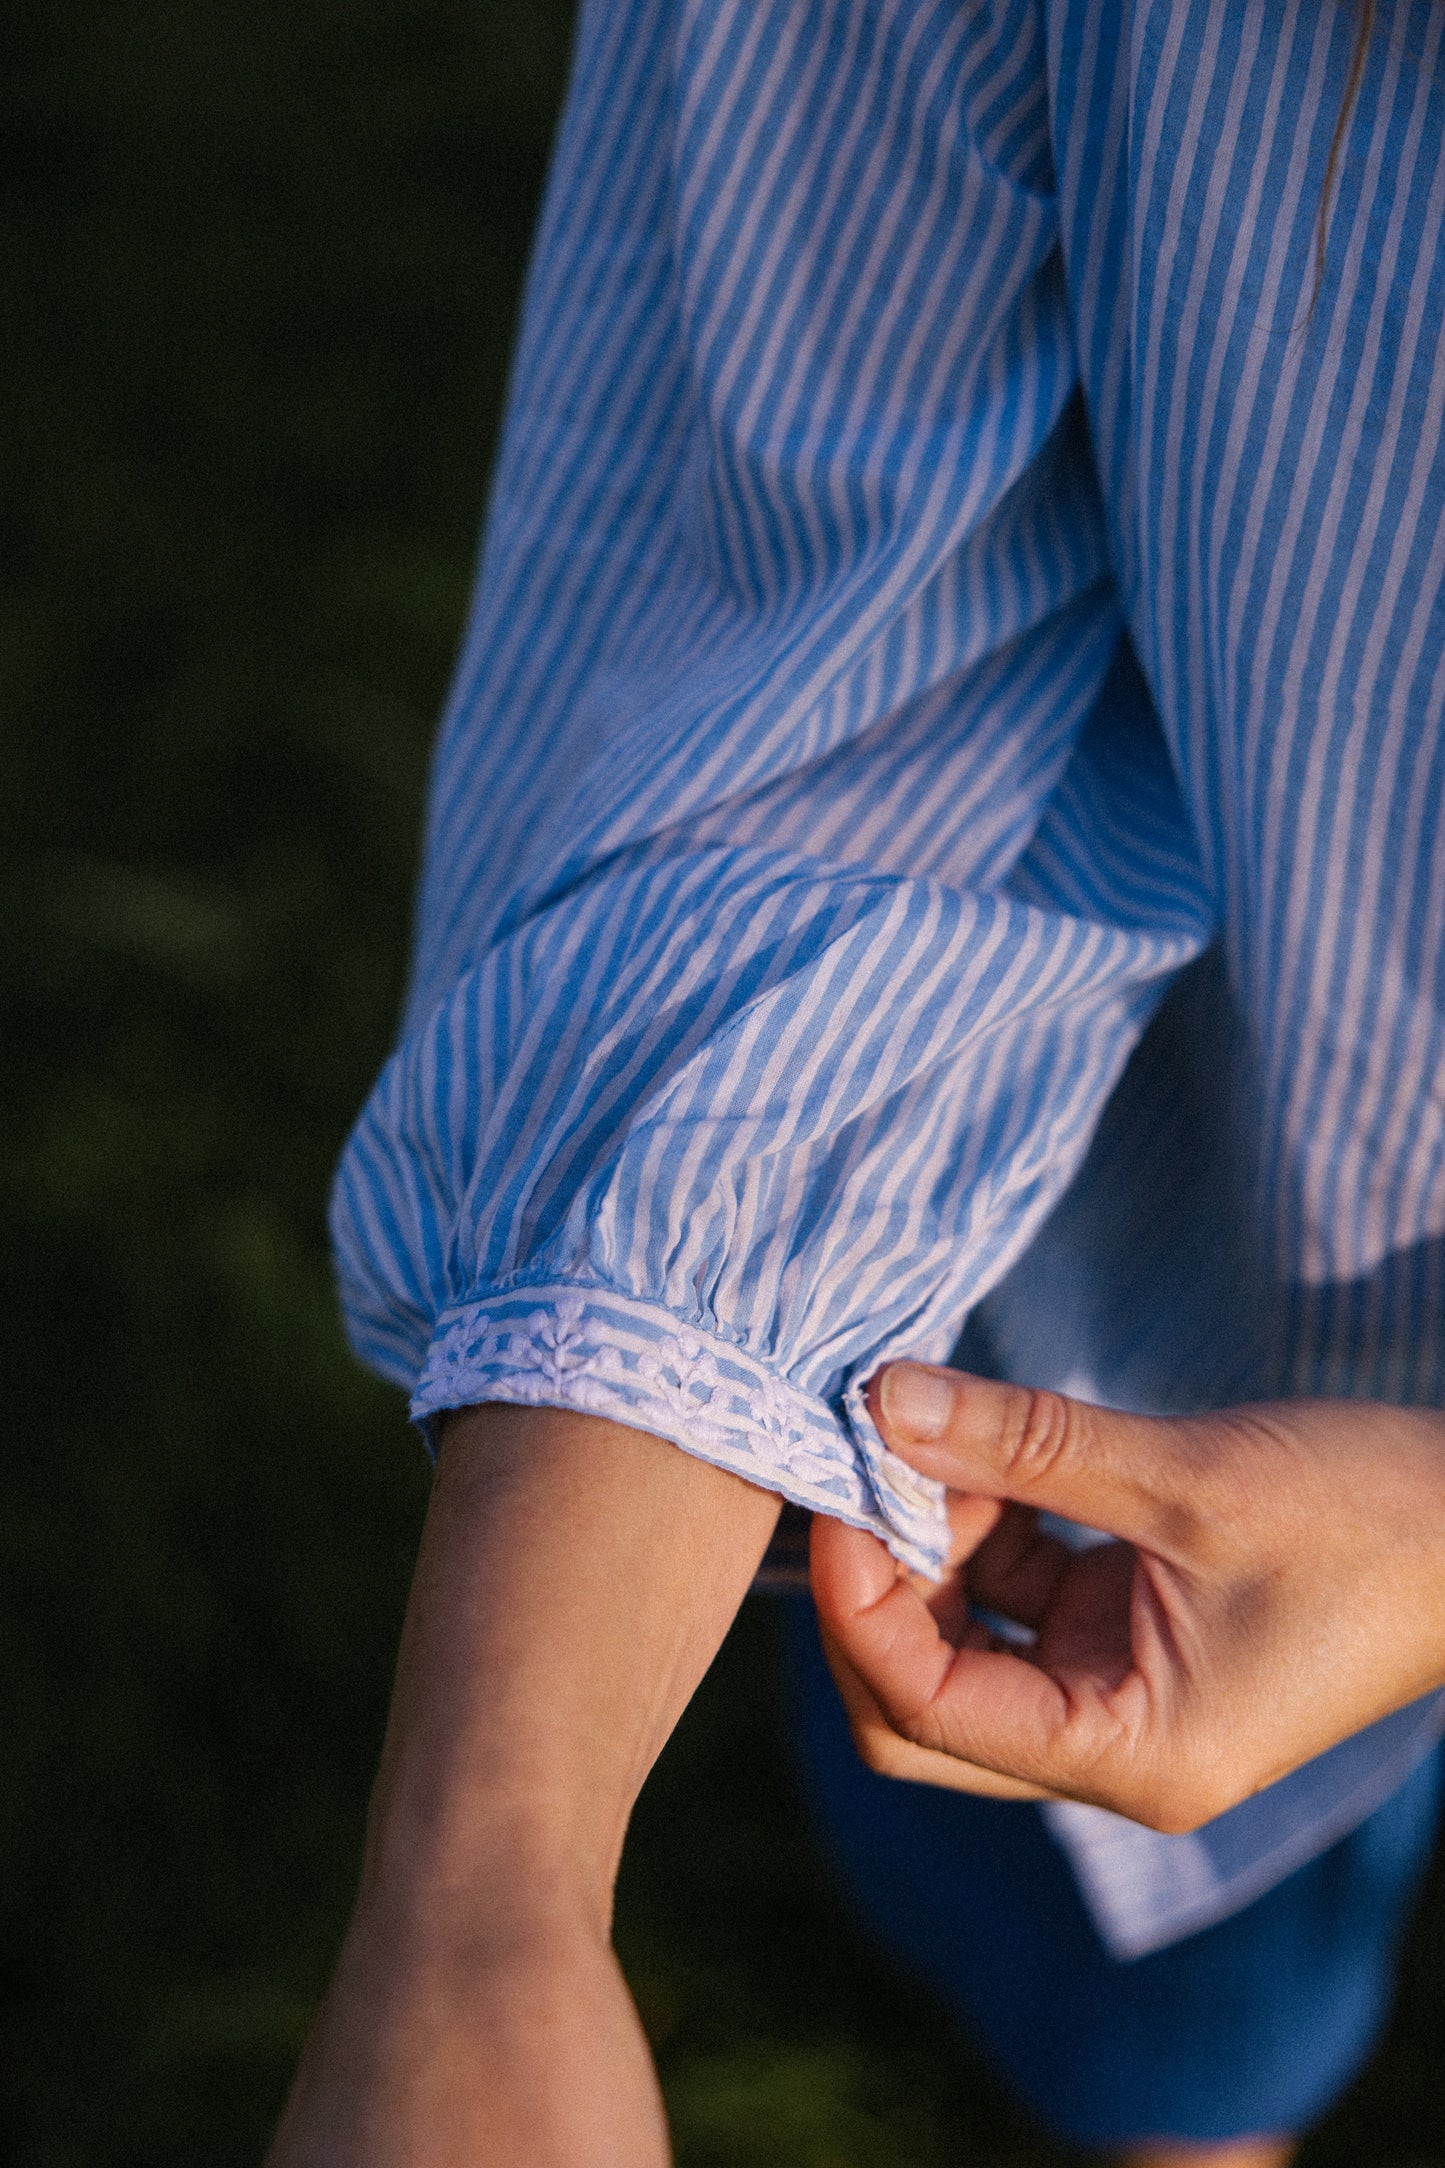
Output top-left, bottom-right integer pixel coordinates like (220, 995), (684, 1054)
(3, 2), (1445, 2162)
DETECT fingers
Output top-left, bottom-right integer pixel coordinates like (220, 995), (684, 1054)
(943, 1486), (1007, 1563)
(808, 1516), (1227, 1825)
(810, 1516), (1098, 1796)
(817, 1625), (1060, 1801)
(807, 1514), (956, 1716)
(869, 1363), (1209, 1555)
(964, 1505), (1075, 1629)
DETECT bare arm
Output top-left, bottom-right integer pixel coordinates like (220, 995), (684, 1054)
(266, 1403), (780, 2168)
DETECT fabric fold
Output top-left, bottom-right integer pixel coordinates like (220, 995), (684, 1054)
(412, 1284), (950, 1574)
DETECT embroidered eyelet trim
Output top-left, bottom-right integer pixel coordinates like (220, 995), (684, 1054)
(412, 1284), (948, 1576)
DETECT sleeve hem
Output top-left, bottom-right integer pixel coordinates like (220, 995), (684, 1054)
(410, 1282), (949, 1576)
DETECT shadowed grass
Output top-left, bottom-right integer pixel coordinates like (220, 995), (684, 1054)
(3, 2), (1445, 2162)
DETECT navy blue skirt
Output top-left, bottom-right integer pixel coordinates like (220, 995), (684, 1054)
(779, 1597), (1442, 2147)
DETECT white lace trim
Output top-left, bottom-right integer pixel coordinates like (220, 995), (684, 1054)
(412, 1284), (948, 1576)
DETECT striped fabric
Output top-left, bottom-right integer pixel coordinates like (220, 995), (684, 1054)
(332, 0), (1445, 1947)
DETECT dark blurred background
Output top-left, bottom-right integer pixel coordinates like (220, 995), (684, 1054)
(4, 4), (1445, 2161)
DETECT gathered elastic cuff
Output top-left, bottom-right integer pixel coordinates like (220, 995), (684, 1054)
(411, 1282), (949, 1576)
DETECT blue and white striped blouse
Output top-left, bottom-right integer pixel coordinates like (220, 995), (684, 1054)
(332, 0), (1445, 1953)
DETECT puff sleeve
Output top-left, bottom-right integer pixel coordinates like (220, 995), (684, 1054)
(330, 0), (1212, 1573)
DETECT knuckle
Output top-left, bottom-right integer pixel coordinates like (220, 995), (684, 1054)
(1067, 1695), (1234, 1833)
(999, 1386), (1086, 1491)
(1130, 1761), (1235, 1835)
(905, 1701), (953, 1758)
(1134, 1784), (1204, 1835)
(1162, 1410), (1295, 1565)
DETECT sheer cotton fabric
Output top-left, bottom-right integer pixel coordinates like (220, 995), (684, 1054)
(332, 0), (1445, 1946)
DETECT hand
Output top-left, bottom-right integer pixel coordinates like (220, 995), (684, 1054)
(810, 1365), (1445, 1832)
(811, 1478), (1066, 1802)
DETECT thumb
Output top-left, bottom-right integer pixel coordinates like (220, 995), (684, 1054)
(871, 1363), (1209, 1557)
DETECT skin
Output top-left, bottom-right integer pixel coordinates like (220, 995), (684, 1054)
(1118, 2148), (1292, 2168)
(264, 1402), (780, 2168)
(812, 1361), (1445, 1834)
(805, 1365), (1445, 2168)
(264, 1366), (1445, 2167)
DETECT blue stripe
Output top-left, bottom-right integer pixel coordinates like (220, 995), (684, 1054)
(329, 0), (1445, 1949)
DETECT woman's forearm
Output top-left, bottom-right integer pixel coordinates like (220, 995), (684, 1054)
(267, 1403), (780, 2168)
(362, 1401), (782, 1933)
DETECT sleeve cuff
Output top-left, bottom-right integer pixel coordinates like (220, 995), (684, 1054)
(411, 1282), (950, 1577)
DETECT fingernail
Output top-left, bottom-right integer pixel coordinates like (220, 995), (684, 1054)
(879, 1363), (956, 1442)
